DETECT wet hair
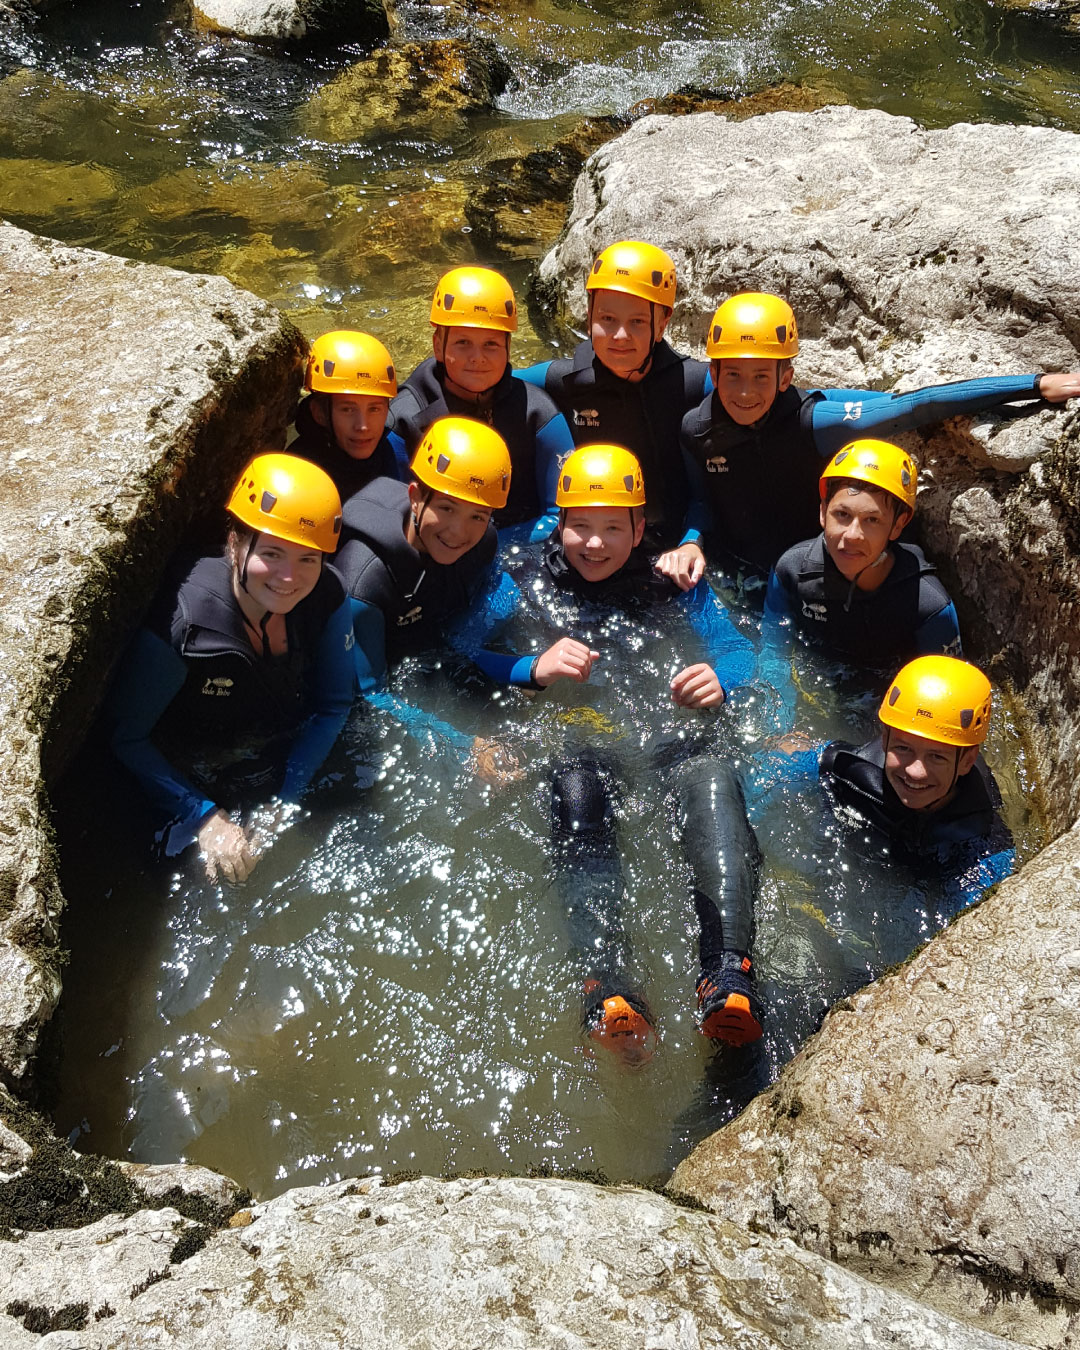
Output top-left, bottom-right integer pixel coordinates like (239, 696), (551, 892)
(823, 477), (909, 521)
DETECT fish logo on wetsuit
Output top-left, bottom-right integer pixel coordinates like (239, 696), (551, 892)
(573, 408), (601, 429)
(397, 605), (423, 627)
(200, 676), (234, 697)
(705, 456), (729, 474)
(801, 600), (828, 623)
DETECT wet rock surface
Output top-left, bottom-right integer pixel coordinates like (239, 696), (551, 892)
(0, 1174), (1021, 1348)
(991, 0), (1080, 30)
(297, 38), (511, 141)
(0, 221), (305, 1085)
(541, 103), (1080, 825)
(188, 0), (388, 45)
(672, 820), (1080, 1347)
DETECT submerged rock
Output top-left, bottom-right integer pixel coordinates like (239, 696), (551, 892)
(188, 0), (388, 45)
(0, 1174), (1021, 1347)
(298, 38), (511, 142)
(0, 221), (305, 1084)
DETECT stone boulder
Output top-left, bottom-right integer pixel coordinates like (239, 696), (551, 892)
(0, 221), (305, 1085)
(672, 818), (1080, 1347)
(539, 104), (1080, 826)
(188, 0), (388, 45)
(991, 0), (1080, 30)
(0, 1174), (1022, 1347)
(297, 38), (511, 142)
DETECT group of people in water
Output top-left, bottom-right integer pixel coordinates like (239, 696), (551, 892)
(108, 240), (1080, 1067)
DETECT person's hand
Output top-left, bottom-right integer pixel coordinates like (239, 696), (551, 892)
(767, 731), (815, 755)
(655, 543), (705, 592)
(534, 637), (599, 687)
(670, 663), (725, 708)
(196, 809), (258, 884)
(1037, 372), (1080, 403)
(470, 738), (524, 787)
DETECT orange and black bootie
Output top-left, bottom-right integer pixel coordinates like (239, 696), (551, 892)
(696, 953), (764, 1047)
(583, 978), (658, 1067)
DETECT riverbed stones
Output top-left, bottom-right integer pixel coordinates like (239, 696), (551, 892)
(540, 103), (1080, 824)
(991, 0), (1080, 30)
(0, 222), (305, 1085)
(0, 1174), (1023, 1347)
(297, 38), (511, 142)
(188, 0), (388, 45)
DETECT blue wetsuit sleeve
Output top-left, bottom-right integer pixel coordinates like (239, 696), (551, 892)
(914, 601), (963, 657)
(742, 744), (823, 818)
(447, 569), (539, 687)
(108, 628), (218, 847)
(387, 430), (410, 481)
(942, 845), (1015, 912)
(680, 444), (712, 546)
(280, 597), (356, 801)
(757, 570), (799, 730)
(677, 580), (754, 693)
(349, 596), (474, 756)
(810, 375), (1044, 458)
(513, 361), (552, 389)
(521, 411), (573, 542)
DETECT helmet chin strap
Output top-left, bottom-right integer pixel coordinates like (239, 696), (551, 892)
(842, 549), (889, 612)
(236, 532), (276, 659)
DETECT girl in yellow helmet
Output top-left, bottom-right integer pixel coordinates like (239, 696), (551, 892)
(109, 454), (355, 883)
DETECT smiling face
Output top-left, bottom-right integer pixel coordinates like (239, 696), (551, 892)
(313, 392), (389, 461)
(236, 533), (323, 614)
(589, 288), (669, 380)
(821, 485), (909, 581)
(712, 357), (793, 425)
(407, 483), (492, 564)
(882, 728), (979, 812)
(560, 505), (645, 582)
(434, 325), (509, 396)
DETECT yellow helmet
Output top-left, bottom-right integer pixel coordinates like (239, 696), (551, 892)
(430, 266), (517, 333)
(706, 292), (799, 360)
(305, 330), (397, 399)
(556, 444), (646, 509)
(411, 417), (511, 510)
(879, 656), (993, 748)
(820, 439), (917, 513)
(585, 240), (677, 310)
(227, 453), (342, 553)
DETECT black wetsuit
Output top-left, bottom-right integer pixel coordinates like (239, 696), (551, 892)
(289, 396), (407, 506)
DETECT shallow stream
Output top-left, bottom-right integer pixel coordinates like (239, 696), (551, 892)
(1, 0), (1069, 1194)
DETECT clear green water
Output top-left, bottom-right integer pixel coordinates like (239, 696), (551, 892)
(3, 0), (1062, 1192)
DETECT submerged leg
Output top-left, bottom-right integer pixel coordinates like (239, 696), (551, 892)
(669, 755), (765, 1047)
(550, 753), (655, 1065)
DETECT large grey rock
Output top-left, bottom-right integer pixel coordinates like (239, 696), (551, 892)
(188, 0), (388, 44)
(0, 1175), (1021, 1347)
(672, 820), (1080, 1347)
(992, 0), (1080, 31)
(540, 104), (1080, 828)
(0, 222), (305, 1085)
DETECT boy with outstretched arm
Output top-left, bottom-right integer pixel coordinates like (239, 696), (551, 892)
(679, 291), (1080, 579)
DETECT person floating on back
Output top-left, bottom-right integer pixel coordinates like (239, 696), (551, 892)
(483, 444), (763, 1063)
(389, 266), (574, 534)
(680, 291), (1080, 578)
(290, 330), (408, 502)
(517, 240), (710, 564)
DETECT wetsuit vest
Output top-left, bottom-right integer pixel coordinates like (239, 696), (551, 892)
(681, 386), (826, 573)
(773, 536), (955, 666)
(289, 396), (405, 505)
(540, 534), (679, 611)
(390, 358), (557, 528)
(819, 737), (1012, 871)
(541, 339), (709, 547)
(336, 477), (497, 657)
(148, 553), (346, 745)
